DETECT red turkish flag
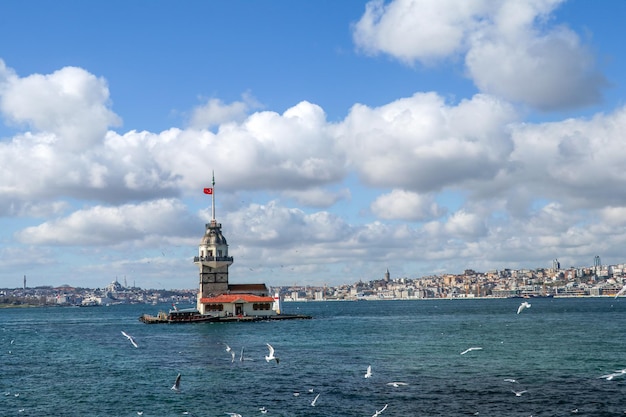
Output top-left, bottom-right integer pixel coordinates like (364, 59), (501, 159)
(203, 188), (213, 194)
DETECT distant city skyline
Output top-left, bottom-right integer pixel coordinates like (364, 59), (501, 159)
(2, 1), (626, 289)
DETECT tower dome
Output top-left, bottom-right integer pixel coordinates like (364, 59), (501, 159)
(201, 228), (228, 246)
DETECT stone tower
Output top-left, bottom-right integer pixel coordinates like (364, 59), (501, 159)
(194, 174), (233, 309)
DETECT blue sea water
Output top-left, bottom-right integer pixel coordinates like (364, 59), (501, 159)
(2, 297), (626, 416)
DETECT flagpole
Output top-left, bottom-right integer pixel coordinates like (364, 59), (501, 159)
(211, 171), (215, 221)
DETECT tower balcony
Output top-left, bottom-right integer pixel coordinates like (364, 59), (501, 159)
(194, 256), (234, 268)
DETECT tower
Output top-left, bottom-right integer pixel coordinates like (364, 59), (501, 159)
(194, 174), (233, 312)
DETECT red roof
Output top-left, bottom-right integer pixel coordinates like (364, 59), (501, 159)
(200, 294), (274, 304)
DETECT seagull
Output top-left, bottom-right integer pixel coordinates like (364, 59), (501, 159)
(600, 369), (626, 380)
(225, 343), (232, 352)
(386, 382), (408, 387)
(231, 351), (235, 363)
(240, 347), (244, 362)
(137, 412), (143, 416)
(293, 392), (300, 397)
(225, 413), (242, 417)
(259, 407), (268, 414)
(512, 390), (528, 397)
(121, 331), (138, 348)
(171, 373), (181, 391)
(615, 284), (626, 299)
(517, 301), (531, 314)
(364, 365), (372, 378)
(372, 404), (388, 417)
(311, 393), (320, 406)
(460, 347), (483, 355)
(503, 378), (518, 383)
(265, 343), (279, 364)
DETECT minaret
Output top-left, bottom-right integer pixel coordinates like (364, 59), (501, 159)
(194, 173), (233, 313)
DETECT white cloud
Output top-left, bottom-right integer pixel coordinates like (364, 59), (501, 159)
(280, 187), (350, 208)
(15, 199), (197, 246)
(371, 189), (444, 221)
(505, 106), (626, 210)
(353, 0), (607, 111)
(0, 65), (121, 151)
(2, 55), (626, 286)
(224, 201), (353, 247)
(335, 92), (517, 191)
(466, 2), (607, 110)
(187, 93), (261, 129)
(423, 208), (487, 238)
(353, 0), (488, 64)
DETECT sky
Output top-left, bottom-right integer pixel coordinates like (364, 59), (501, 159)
(1, 0), (626, 290)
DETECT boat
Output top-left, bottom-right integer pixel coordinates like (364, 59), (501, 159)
(139, 306), (312, 324)
(139, 308), (219, 324)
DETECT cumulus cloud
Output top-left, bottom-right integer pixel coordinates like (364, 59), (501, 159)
(353, 0), (607, 111)
(466, 1), (607, 110)
(187, 93), (261, 129)
(283, 187), (351, 208)
(0, 64), (121, 151)
(505, 106), (626, 210)
(225, 201), (353, 247)
(2, 52), (626, 286)
(0, 63), (347, 215)
(335, 92), (517, 191)
(371, 189), (444, 221)
(15, 199), (197, 246)
(353, 0), (487, 64)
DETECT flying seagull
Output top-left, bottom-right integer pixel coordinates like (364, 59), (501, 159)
(224, 413), (242, 417)
(615, 284), (626, 299)
(599, 368), (626, 380)
(364, 365), (372, 378)
(460, 347), (483, 355)
(240, 347), (244, 362)
(517, 301), (531, 314)
(171, 373), (181, 391)
(512, 390), (528, 397)
(311, 393), (320, 406)
(121, 331), (138, 348)
(224, 343), (232, 352)
(372, 404), (388, 417)
(265, 343), (279, 364)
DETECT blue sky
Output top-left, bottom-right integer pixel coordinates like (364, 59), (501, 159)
(1, 0), (626, 289)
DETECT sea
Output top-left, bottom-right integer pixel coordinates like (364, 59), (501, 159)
(2, 297), (626, 417)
